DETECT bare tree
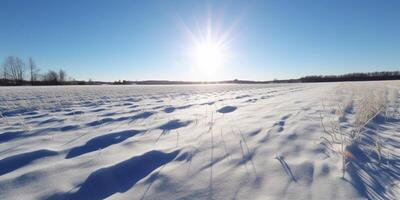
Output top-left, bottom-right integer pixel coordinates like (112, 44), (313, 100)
(29, 57), (37, 85)
(44, 70), (59, 84)
(15, 57), (25, 84)
(2, 57), (10, 81)
(3, 56), (25, 85)
(1, 63), (5, 80)
(58, 69), (66, 83)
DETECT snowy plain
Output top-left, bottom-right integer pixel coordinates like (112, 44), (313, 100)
(0, 82), (399, 200)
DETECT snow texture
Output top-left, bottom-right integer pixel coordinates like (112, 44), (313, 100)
(0, 82), (399, 200)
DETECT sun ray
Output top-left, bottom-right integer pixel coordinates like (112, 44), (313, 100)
(173, 6), (246, 80)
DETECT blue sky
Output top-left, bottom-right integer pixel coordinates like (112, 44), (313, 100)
(0, 0), (399, 81)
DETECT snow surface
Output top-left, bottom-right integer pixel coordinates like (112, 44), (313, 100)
(0, 82), (399, 200)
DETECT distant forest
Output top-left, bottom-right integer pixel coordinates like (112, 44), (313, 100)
(1, 56), (399, 86)
(113, 71), (400, 85)
(299, 71), (400, 82)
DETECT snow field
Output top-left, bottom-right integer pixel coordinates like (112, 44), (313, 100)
(0, 82), (399, 200)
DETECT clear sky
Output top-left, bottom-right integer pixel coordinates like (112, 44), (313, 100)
(1, 0), (399, 81)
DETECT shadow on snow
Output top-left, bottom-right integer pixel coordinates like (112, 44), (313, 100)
(344, 114), (400, 200)
(46, 150), (179, 200)
(0, 149), (58, 176)
(66, 130), (142, 159)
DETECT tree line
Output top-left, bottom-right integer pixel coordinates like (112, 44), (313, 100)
(300, 71), (400, 82)
(2, 56), (399, 86)
(0, 56), (78, 86)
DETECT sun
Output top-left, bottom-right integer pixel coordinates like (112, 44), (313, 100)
(190, 37), (228, 80)
(194, 40), (224, 71)
(180, 13), (236, 80)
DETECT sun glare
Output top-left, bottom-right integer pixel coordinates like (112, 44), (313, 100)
(194, 40), (224, 71)
(180, 13), (237, 80)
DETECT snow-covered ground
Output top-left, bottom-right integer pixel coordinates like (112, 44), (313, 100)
(0, 82), (399, 200)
